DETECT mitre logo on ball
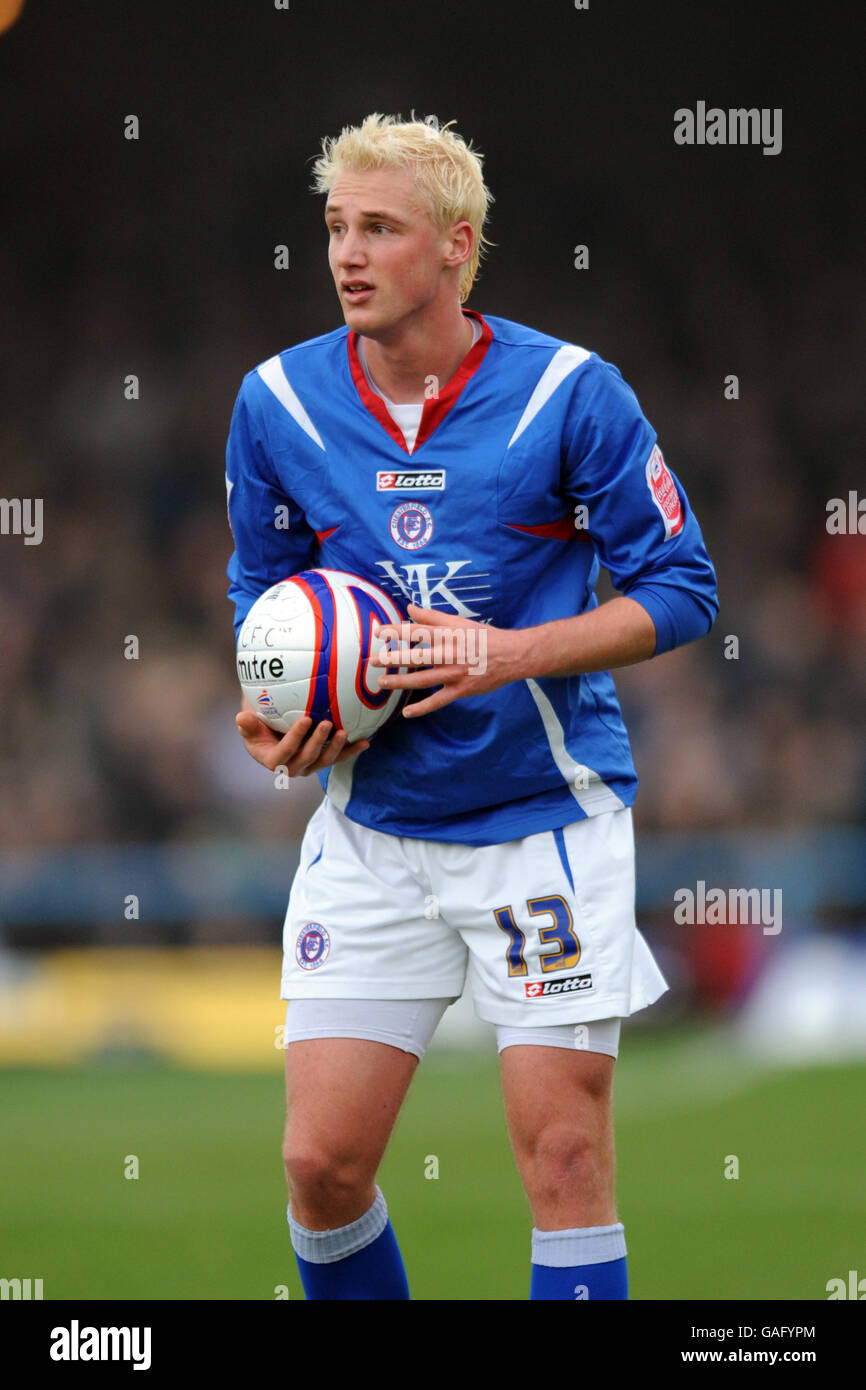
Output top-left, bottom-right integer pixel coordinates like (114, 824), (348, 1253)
(236, 568), (409, 742)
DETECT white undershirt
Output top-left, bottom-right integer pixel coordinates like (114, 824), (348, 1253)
(356, 317), (482, 453)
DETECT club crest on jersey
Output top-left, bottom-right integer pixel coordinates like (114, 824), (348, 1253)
(296, 923), (330, 971)
(377, 470), (445, 491)
(390, 502), (434, 550)
(645, 444), (684, 539)
(524, 973), (593, 998)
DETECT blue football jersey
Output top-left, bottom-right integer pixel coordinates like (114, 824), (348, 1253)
(226, 310), (718, 845)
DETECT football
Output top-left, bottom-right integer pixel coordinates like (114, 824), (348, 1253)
(236, 568), (408, 742)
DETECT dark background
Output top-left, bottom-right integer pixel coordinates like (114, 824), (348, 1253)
(0, 0), (864, 950)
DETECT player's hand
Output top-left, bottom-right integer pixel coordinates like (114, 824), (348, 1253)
(235, 711), (370, 776)
(371, 603), (529, 717)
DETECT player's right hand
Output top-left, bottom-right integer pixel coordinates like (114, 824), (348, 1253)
(235, 711), (370, 777)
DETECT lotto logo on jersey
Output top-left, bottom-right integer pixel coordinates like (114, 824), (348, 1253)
(377, 470), (446, 491)
(524, 973), (593, 998)
(645, 444), (684, 540)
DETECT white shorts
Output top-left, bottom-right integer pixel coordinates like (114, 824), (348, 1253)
(280, 797), (667, 1028)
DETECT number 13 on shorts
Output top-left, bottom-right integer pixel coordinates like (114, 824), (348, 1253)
(494, 895), (581, 977)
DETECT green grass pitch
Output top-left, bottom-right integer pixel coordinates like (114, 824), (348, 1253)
(1, 1026), (862, 1301)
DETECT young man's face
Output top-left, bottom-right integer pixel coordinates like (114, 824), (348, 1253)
(325, 165), (467, 339)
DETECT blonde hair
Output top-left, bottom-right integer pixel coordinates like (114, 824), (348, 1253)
(312, 113), (494, 303)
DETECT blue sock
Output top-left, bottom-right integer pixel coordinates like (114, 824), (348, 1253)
(289, 1188), (410, 1300)
(530, 1222), (628, 1300)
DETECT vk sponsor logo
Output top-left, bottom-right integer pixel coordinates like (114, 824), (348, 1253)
(373, 559), (493, 620)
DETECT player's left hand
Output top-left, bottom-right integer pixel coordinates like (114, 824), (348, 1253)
(371, 604), (528, 717)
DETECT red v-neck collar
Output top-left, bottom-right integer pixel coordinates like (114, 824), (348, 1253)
(346, 309), (493, 454)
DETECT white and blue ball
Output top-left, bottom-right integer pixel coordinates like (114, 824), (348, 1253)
(236, 569), (408, 742)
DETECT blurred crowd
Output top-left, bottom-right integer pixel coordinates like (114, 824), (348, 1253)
(1, 128), (864, 856)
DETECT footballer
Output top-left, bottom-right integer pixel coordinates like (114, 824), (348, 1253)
(226, 113), (718, 1300)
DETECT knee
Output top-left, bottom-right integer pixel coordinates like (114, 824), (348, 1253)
(533, 1122), (598, 1178)
(282, 1138), (371, 1205)
(520, 1121), (609, 1204)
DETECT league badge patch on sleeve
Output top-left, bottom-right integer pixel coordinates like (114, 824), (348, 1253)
(645, 444), (684, 539)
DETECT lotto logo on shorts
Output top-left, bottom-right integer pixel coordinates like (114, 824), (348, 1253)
(525, 973), (593, 998)
(296, 923), (330, 971)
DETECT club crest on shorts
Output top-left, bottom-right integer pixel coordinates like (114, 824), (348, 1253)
(390, 501), (434, 550)
(296, 923), (330, 971)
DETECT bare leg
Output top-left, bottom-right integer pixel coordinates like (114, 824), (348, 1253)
(283, 1037), (418, 1229)
(499, 1044), (617, 1229)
